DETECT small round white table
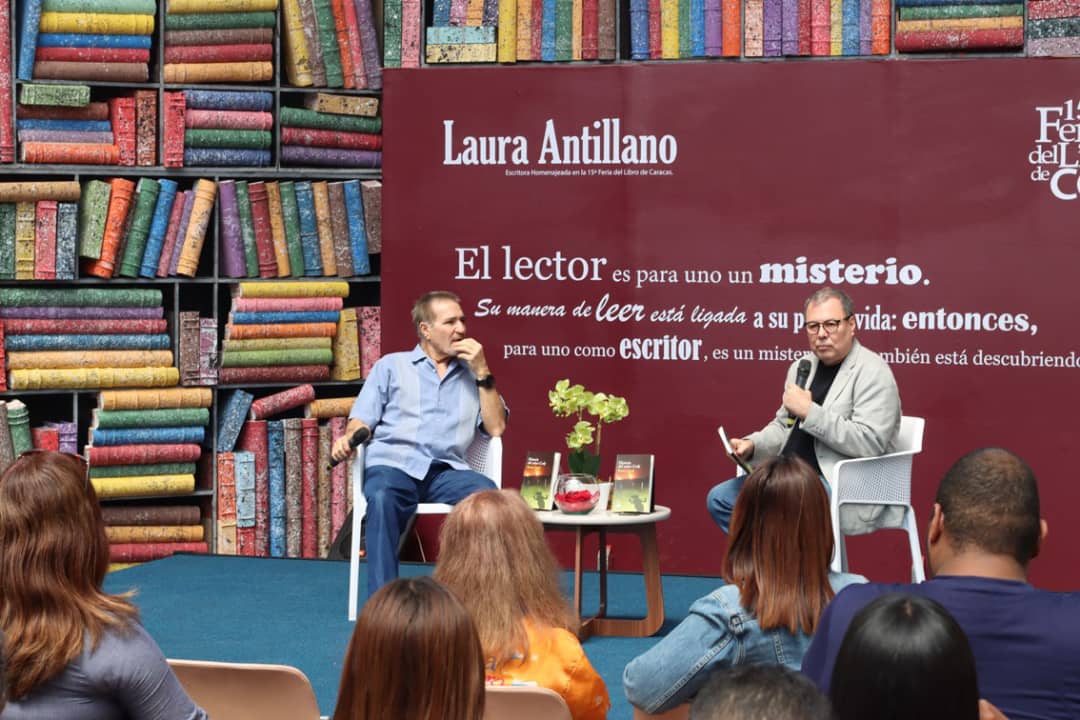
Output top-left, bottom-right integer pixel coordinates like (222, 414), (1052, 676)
(535, 506), (671, 638)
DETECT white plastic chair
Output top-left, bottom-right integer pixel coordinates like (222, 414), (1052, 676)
(484, 685), (573, 720)
(829, 416), (926, 581)
(347, 434), (503, 620)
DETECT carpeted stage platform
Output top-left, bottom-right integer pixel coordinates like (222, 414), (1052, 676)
(104, 554), (722, 719)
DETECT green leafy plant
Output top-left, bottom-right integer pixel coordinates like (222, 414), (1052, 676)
(548, 379), (629, 477)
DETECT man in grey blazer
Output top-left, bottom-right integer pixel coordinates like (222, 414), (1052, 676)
(707, 287), (901, 533)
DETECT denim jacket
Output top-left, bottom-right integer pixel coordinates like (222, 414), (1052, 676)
(622, 572), (866, 714)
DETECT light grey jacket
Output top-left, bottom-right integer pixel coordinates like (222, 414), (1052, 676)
(747, 339), (902, 531)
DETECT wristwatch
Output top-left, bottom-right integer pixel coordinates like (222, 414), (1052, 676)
(475, 374), (495, 389)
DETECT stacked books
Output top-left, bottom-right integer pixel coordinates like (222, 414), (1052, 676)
(219, 281), (350, 385)
(492, 0), (617, 61)
(0, 0), (12, 162)
(0, 287), (180, 391)
(896, 0), (1022, 50)
(0, 180), (81, 280)
(219, 414), (351, 558)
(78, 176), (218, 279)
(163, 90), (274, 168)
(1026, 0), (1074, 55)
(16, 87), (154, 165)
(0, 399), (33, 472)
(31, 418), (77, 453)
(17, 0), (155, 82)
(178, 311), (219, 386)
(163, 0), (278, 83)
(426, 0), (497, 63)
(279, 104), (381, 167)
(218, 178), (373, 278)
(745, 0), (888, 55)
(88, 388), (212, 564)
(280, 0), (382, 87)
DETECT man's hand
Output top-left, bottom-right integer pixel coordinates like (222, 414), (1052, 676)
(450, 338), (490, 379)
(730, 437), (754, 459)
(331, 434), (355, 464)
(782, 383), (812, 420)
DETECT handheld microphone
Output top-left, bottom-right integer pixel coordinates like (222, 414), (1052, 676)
(328, 426), (371, 468)
(785, 359), (812, 427)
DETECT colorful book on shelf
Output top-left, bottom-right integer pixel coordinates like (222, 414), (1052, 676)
(265, 181), (290, 277)
(329, 416), (348, 538)
(300, 417), (318, 558)
(247, 180), (278, 278)
(156, 190), (187, 277)
(87, 443), (202, 466)
(108, 542), (208, 562)
(360, 180), (381, 253)
(106, 525), (204, 543)
(31, 424), (60, 451)
(342, 179), (370, 274)
(118, 178), (160, 278)
(308, 396), (353, 418)
(5, 400), (32, 456)
(140, 179), (179, 278)
(282, 417), (302, 557)
(610, 453), (655, 514)
(310, 181), (337, 275)
(327, 181), (353, 277)
(91, 474), (197, 498)
(317, 423), (331, 556)
(0, 0), (12, 162)
(101, 504), (201, 525)
(279, 181), (306, 276)
(293, 181), (324, 276)
(99, 387), (212, 411)
(218, 389), (255, 452)
(33, 199), (57, 280)
(237, 419), (270, 556)
(267, 419), (286, 557)
(359, 305), (381, 377)
(83, 177), (135, 278)
(216, 451), (238, 555)
(218, 365), (332, 384)
(234, 180), (259, 277)
(218, 179), (247, 278)
(235, 450), (257, 556)
(249, 384), (318, 419)
(331, 308), (361, 380)
(0, 403), (12, 467)
(520, 450), (560, 510)
(55, 202), (76, 280)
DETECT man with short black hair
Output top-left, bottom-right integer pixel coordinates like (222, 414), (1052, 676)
(707, 287), (901, 533)
(801, 447), (1080, 720)
(331, 290), (507, 596)
(689, 665), (834, 720)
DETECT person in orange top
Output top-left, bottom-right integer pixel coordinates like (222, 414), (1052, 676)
(435, 490), (610, 720)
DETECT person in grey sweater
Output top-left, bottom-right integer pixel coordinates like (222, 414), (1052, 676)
(0, 450), (206, 720)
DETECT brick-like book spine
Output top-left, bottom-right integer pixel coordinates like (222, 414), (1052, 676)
(118, 177), (160, 277)
(8, 348), (174, 370)
(279, 181), (306, 276)
(92, 426), (206, 446)
(330, 0), (355, 87)
(185, 109), (273, 130)
(342, 179), (370, 274)
(0, 203), (14, 279)
(0, 402), (14, 470)
(296, 0), (327, 85)
(98, 387), (212, 410)
(216, 452), (238, 554)
(359, 180), (381, 253)
(359, 306), (381, 377)
(224, 337), (333, 352)
(164, 43), (273, 64)
(281, 0), (315, 86)
(294, 181), (324, 276)
(309, 397), (353, 418)
(217, 365), (331, 384)
(96, 407), (209, 428)
(155, 189), (187, 277)
(217, 389), (255, 453)
(108, 96), (137, 165)
(17, 0), (44, 80)
(353, 0), (381, 88)
(163, 62), (273, 84)
(237, 420), (270, 556)
(268, 420), (286, 557)
(317, 423), (332, 556)
(163, 91), (186, 168)
(265, 182), (290, 277)
(0, 0), (13, 161)
(300, 418), (318, 557)
(280, 106), (381, 133)
(329, 415), (348, 538)
(164, 10), (276, 30)
(234, 296), (343, 312)
(108, 542), (208, 561)
(10, 366), (180, 391)
(280, 145), (381, 167)
(134, 89), (156, 165)
(31, 425), (60, 451)
(328, 181), (353, 277)
(78, 179), (109, 259)
(166, 27), (274, 45)
(106, 525), (204, 543)
(250, 384), (318, 419)
(303, 93), (379, 116)
(34, 46), (149, 62)
(87, 443), (202, 466)
(17, 101), (108, 119)
(235, 450), (257, 556)
(233, 279), (350, 297)
(340, 0), (366, 87)
(176, 178), (217, 277)
(5, 400), (31, 455)
(311, 0), (344, 86)
(101, 504), (201, 525)
(20, 142), (120, 164)
(55, 202), (77, 279)
(235, 180), (259, 277)
(178, 310), (201, 386)
(33, 199), (58, 280)
(182, 147), (272, 166)
(247, 181), (278, 278)
(331, 307), (361, 380)
(220, 348), (333, 367)
(2, 318), (167, 334)
(218, 180), (248, 278)
(311, 181), (338, 276)
(283, 418), (303, 557)
(0, 285), (162, 306)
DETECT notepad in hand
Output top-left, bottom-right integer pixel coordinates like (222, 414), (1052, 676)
(718, 426), (753, 475)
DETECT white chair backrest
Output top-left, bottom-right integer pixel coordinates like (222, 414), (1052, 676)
(895, 416), (925, 454)
(466, 433), (503, 486)
(168, 659), (321, 720)
(483, 685), (572, 720)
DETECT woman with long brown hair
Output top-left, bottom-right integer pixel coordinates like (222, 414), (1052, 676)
(332, 576), (485, 720)
(623, 454), (866, 715)
(0, 450), (206, 719)
(434, 490), (610, 720)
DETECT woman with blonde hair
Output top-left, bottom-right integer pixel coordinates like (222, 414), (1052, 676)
(623, 454), (866, 715)
(0, 450), (206, 719)
(434, 489), (610, 720)
(332, 576), (484, 720)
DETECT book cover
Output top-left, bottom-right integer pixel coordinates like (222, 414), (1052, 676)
(611, 453), (655, 513)
(267, 419), (286, 557)
(717, 425), (753, 474)
(520, 450), (560, 510)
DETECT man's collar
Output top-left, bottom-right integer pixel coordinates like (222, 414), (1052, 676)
(410, 344), (460, 369)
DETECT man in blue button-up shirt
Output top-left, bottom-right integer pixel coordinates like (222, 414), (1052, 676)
(331, 290), (507, 596)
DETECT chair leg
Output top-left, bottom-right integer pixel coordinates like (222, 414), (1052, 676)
(830, 503), (845, 574)
(348, 507), (365, 622)
(904, 506), (925, 583)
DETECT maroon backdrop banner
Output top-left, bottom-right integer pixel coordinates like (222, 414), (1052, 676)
(383, 59), (1080, 589)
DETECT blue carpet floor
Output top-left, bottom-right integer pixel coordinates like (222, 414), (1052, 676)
(104, 554), (723, 719)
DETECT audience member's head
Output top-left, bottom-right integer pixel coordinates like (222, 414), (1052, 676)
(333, 576), (484, 720)
(830, 593), (979, 720)
(0, 450), (137, 701)
(689, 664), (835, 720)
(723, 454), (835, 634)
(434, 489), (576, 663)
(931, 447), (1045, 572)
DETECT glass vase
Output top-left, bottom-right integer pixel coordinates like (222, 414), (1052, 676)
(553, 472), (600, 514)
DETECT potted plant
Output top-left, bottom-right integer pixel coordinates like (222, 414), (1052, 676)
(548, 378), (629, 478)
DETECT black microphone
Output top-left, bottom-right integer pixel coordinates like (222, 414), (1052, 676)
(785, 359), (812, 426)
(328, 426), (371, 468)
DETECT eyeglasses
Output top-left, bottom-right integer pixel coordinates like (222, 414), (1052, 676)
(805, 316), (852, 335)
(15, 449), (89, 474)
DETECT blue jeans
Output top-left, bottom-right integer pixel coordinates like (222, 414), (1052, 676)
(707, 472), (830, 533)
(364, 462), (496, 597)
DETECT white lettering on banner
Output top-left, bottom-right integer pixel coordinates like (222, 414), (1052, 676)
(1028, 100), (1080, 199)
(758, 256), (926, 286)
(454, 246), (608, 281)
(441, 118), (678, 167)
